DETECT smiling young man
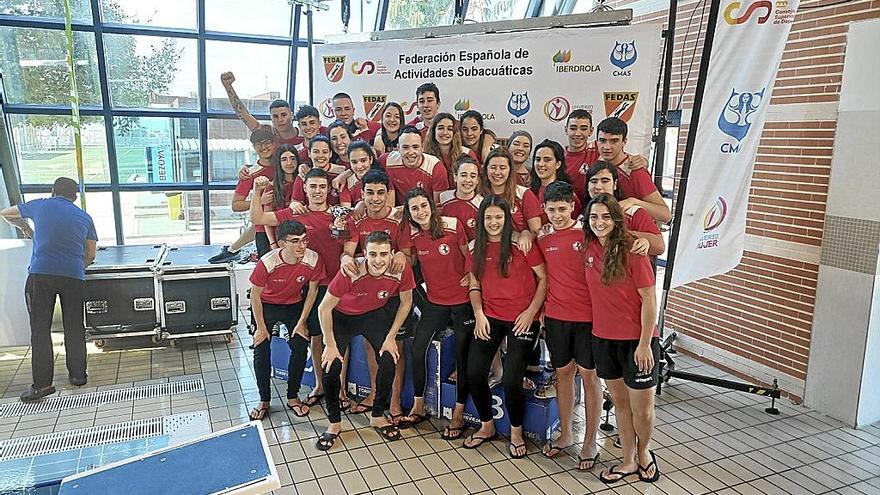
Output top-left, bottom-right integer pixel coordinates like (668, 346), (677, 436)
(332, 92), (381, 143)
(379, 127), (449, 205)
(315, 231), (415, 450)
(293, 105), (327, 165)
(407, 82), (441, 139)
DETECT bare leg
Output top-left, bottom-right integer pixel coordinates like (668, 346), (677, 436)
(629, 387), (656, 478)
(601, 379), (638, 480)
(230, 224), (256, 252)
(578, 367), (602, 461)
(390, 341), (405, 418)
(543, 362), (575, 456)
(363, 339), (378, 406)
(309, 337), (324, 396)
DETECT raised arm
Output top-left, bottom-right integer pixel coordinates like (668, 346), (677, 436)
(221, 72), (261, 131)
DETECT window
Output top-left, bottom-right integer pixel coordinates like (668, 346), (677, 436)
(103, 34), (198, 109)
(293, 47), (312, 109)
(10, 114), (110, 185)
(0, 0), (92, 22)
(385, 0), (454, 30)
(205, 0), (292, 37)
(100, 0), (197, 30)
(23, 191), (117, 244)
(119, 190), (204, 245)
(0, 26), (101, 106)
(112, 116), (201, 184)
(205, 41), (290, 113)
(208, 190), (248, 245)
(465, 0), (530, 22)
(207, 119), (258, 183)
(308, 0), (380, 38)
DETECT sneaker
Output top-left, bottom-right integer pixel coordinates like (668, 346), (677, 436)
(209, 246), (240, 264)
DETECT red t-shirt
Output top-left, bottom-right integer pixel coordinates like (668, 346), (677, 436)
(399, 217), (470, 306)
(290, 163), (346, 206)
(379, 152), (449, 202)
(584, 239), (658, 341)
(249, 248), (324, 305)
(536, 184), (583, 225)
(536, 222), (591, 322)
(626, 206), (661, 235)
(439, 190), (482, 241)
(328, 261), (416, 315)
(515, 170), (530, 188)
(476, 241), (544, 322)
(273, 128), (304, 147)
(275, 207), (342, 285)
(613, 153), (658, 200)
(346, 206), (403, 252)
(510, 185), (543, 233)
(564, 145), (599, 201)
(351, 120), (381, 143)
(338, 173), (363, 206)
(406, 116), (430, 139)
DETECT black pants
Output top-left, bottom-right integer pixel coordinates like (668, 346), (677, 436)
(25, 273), (87, 388)
(466, 317), (539, 427)
(251, 301), (308, 402)
(255, 231), (271, 257)
(324, 299), (400, 423)
(412, 300), (474, 405)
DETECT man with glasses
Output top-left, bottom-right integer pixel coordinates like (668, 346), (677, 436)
(247, 220), (324, 421)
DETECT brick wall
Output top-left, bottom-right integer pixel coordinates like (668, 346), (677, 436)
(608, 0), (880, 399)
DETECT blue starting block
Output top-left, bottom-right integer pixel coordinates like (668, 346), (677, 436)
(58, 422), (280, 495)
(270, 335), (316, 389)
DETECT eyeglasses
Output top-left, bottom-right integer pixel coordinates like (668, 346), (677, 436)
(280, 236), (308, 245)
(255, 140), (274, 149)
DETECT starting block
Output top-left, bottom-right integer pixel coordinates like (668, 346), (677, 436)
(58, 422), (280, 495)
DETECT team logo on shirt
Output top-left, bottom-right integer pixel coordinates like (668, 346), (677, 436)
(467, 218), (476, 229)
(363, 94), (388, 122)
(296, 275), (306, 283)
(585, 256), (594, 268)
(377, 290), (389, 300)
(438, 244), (450, 255)
(604, 92), (639, 123)
(572, 241), (582, 252)
(416, 181), (424, 189)
(511, 204), (519, 214)
(323, 56), (346, 83)
(578, 162), (590, 175)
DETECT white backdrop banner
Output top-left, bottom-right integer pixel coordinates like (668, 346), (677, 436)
(314, 24), (662, 154)
(670, 1), (799, 288)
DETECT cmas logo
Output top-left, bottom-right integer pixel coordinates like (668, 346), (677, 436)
(552, 49), (600, 74)
(323, 55), (345, 83)
(603, 92), (639, 123)
(362, 94), (387, 122)
(610, 41), (637, 76)
(543, 96), (571, 122)
(508, 92), (530, 124)
(718, 87), (765, 153)
(697, 197), (727, 250)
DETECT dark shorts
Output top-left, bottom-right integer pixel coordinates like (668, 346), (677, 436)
(544, 318), (594, 370)
(305, 285), (329, 337)
(255, 231), (271, 257)
(593, 336), (661, 390)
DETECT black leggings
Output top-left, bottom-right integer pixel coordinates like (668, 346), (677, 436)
(466, 317), (539, 428)
(411, 300), (474, 403)
(324, 299), (400, 423)
(25, 273), (86, 388)
(251, 301), (308, 402)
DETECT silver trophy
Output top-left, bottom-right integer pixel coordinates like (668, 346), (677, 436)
(330, 205), (354, 240)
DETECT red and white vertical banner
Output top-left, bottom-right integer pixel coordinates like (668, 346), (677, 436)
(670, 0), (799, 288)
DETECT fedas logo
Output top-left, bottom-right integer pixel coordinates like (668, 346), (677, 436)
(544, 96), (571, 122)
(362, 94), (387, 122)
(507, 92), (530, 124)
(697, 196), (727, 250)
(717, 87), (765, 154)
(603, 92), (639, 123)
(610, 41), (637, 77)
(552, 49), (600, 74)
(723, 0), (796, 25)
(455, 98), (495, 121)
(323, 55), (345, 83)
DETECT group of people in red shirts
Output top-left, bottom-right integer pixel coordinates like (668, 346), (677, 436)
(219, 74), (672, 485)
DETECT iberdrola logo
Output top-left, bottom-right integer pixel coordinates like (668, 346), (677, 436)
(454, 99), (471, 112)
(552, 50), (572, 64)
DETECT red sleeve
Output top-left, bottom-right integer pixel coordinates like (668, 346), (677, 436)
(631, 169), (659, 200)
(628, 253), (656, 289)
(398, 223), (414, 250)
(310, 256), (326, 282)
(573, 194), (583, 220)
(399, 264), (416, 292)
(327, 270), (351, 299)
(378, 153), (389, 169)
(628, 208), (661, 235)
(235, 176), (254, 196)
(249, 261), (269, 287)
(291, 176), (305, 204)
(523, 244), (544, 267)
(274, 208), (295, 223)
(432, 163), (449, 193)
(455, 221), (468, 247)
(339, 184), (352, 205)
(522, 189), (543, 222)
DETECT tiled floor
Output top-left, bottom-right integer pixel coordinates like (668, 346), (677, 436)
(1, 314), (879, 494)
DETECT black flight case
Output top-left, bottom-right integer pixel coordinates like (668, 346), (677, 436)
(83, 244), (165, 347)
(155, 245), (238, 345)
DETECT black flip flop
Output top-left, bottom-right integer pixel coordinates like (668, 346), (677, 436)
(462, 432), (498, 449)
(541, 440), (568, 458)
(599, 465), (640, 484)
(286, 401), (309, 418)
(509, 442), (527, 459)
(387, 413), (408, 428)
(374, 424), (402, 442)
(349, 400), (374, 415)
(440, 424), (468, 440)
(302, 393), (324, 406)
(638, 451), (661, 483)
(248, 405), (269, 421)
(315, 431), (338, 451)
(577, 452), (600, 471)
(400, 413), (429, 427)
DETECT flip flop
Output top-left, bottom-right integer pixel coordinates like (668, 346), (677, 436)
(509, 442), (527, 459)
(577, 452), (600, 471)
(388, 413), (408, 428)
(400, 413), (429, 427)
(286, 401), (309, 418)
(462, 432), (498, 449)
(541, 440), (568, 458)
(248, 405), (269, 421)
(638, 451), (661, 483)
(440, 424), (468, 440)
(374, 424), (402, 442)
(302, 393), (324, 406)
(599, 465), (640, 484)
(315, 431), (338, 451)
(349, 400), (374, 415)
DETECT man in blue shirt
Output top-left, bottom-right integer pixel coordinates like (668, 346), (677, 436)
(1, 177), (98, 402)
